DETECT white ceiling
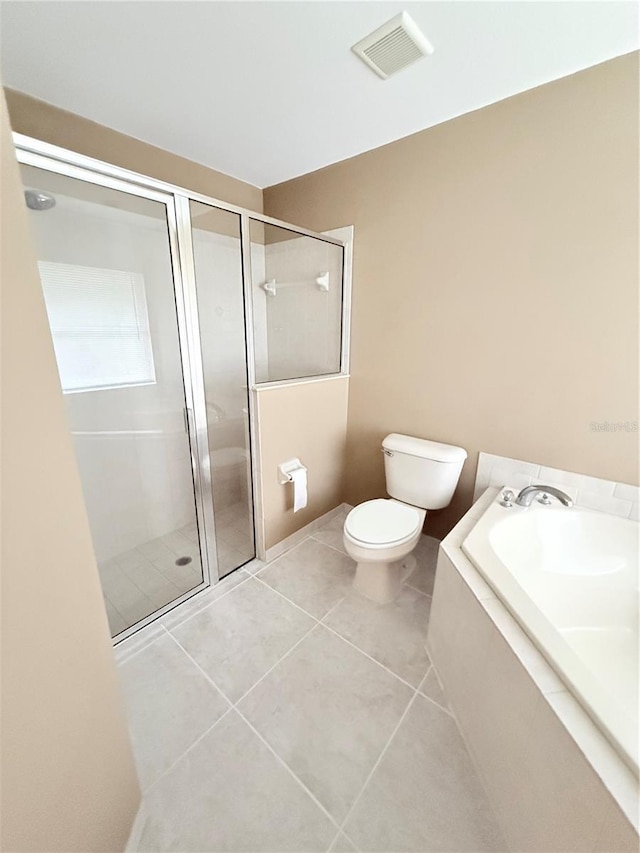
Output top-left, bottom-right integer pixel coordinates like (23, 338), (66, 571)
(1, 1), (637, 188)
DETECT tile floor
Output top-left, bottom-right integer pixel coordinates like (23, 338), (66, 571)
(117, 507), (505, 852)
(100, 502), (254, 637)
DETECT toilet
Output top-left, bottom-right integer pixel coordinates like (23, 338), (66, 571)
(343, 433), (467, 604)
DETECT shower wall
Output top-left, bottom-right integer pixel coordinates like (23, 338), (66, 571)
(28, 195), (194, 563)
(251, 242), (268, 379)
(263, 235), (343, 380)
(193, 229), (247, 419)
(191, 226), (255, 513)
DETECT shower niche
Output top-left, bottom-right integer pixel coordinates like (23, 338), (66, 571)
(16, 136), (349, 642)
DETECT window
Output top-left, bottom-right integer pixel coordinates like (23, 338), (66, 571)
(38, 261), (156, 393)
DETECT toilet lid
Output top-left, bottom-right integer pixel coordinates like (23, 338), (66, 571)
(345, 499), (421, 545)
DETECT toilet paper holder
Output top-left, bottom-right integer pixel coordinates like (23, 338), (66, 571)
(278, 458), (306, 484)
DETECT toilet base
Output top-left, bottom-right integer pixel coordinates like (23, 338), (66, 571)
(353, 554), (417, 604)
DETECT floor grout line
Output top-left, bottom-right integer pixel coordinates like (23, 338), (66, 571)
(264, 507), (349, 563)
(161, 569), (255, 633)
(417, 690), (454, 718)
(308, 534), (349, 558)
(103, 515), (253, 638)
(231, 593), (347, 709)
(234, 703), (343, 833)
(243, 698), (344, 827)
(115, 626), (168, 667)
(416, 664), (454, 717)
(319, 621), (421, 693)
(319, 595), (346, 622)
(164, 624), (344, 835)
(337, 829), (361, 853)
(326, 829), (342, 853)
(337, 685), (422, 842)
(264, 533), (315, 565)
(233, 621), (322, 706)
(121, 521), (445, 851)
(252, 571), (324, 622)
(404, 581), (434, 599)
(142, 704), (234, 796)
(120, 516), (345, 646)
(138, 585), (425, 845)
(417, 665), (432, 694)
(252, 564), (427, 693)
(163, 628), (234, 705)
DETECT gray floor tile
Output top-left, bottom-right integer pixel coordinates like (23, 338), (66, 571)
(311, 508), (348, 554)
(138, 710), (336, 852)
(152, 554), (202, 591)
(117, 549), (149, 571)
(219, 524), (253, 552)
(99, 527), (210, 637)
(406, 535), (440, 596)
(160, 529), (199, 559)
(159, 569), (250, 631)
(105, 597), (127, 635)
(238, 624), (413, 823)
(242, 558), (268, 575)
(324, 585), (431, 686)
(125, 559), (183, 609)
(111, 583), (156, 627)
(420, 665), (449, 711)
(344, 695), (506, 852)
(328, 832), (359, 852)
(138, 537), (176, 564)
(114, 621), (166, 665)
(217, 542), (248, 576)
(119, 632), (229, 790)
(180, 521), (199, 542)
(171, 578), (315, 702)
(259, 538), (356, 619)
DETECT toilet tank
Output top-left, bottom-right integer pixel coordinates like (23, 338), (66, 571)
(382, 433), (467, 510)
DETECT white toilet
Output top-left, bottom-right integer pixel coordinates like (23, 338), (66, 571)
(343, 433), (467, 604)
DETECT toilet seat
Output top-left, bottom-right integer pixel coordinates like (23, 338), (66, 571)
(345, 499), (421, 547)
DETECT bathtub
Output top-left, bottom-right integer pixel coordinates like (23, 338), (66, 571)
(462, 490), (639, 774)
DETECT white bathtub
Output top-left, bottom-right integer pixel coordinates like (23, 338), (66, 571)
(462, 490), (639, 774)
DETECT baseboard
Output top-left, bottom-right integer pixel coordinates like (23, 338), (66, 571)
(265, 503), (352, 563)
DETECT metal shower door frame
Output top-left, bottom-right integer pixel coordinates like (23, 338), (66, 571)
(175, 197), (262, 562)
(14, 131), (351, 638)
(15, 146), (219, 641)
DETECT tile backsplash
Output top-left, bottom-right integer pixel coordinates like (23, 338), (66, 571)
(474, 453), (639, 521)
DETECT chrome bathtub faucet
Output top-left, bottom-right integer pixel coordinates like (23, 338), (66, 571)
(515, 485), (573, 507)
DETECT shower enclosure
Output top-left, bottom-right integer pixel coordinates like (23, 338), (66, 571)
(16, 134), (349, 643)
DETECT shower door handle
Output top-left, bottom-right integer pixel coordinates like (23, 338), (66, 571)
(183, 407), (190, 434)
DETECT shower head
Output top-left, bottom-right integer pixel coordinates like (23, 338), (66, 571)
(25, 189), (56, 211)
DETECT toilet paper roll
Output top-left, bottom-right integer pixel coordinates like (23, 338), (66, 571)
(290, 466), (308, 513)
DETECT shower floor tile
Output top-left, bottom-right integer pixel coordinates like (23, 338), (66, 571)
(120, 511), (506, 853)
(99, 528), (203, 637)
(99, 501), (255, 637)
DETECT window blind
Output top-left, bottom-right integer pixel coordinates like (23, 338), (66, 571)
(38, 261), (156, 393)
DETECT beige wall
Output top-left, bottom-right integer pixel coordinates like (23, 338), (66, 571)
(255, 378), (349, 549)
(1, 93), (140, 851)
(264, 54), (640, 538)
(5, 88), (263, 212)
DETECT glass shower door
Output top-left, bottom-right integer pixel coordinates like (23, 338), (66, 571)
(21, 163), (207, 638)
(186, 200), (255, 576)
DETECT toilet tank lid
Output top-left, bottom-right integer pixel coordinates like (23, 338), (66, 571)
(382, 434), (467, 463)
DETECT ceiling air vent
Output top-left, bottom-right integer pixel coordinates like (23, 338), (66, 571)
(352, 12), (434, 80)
